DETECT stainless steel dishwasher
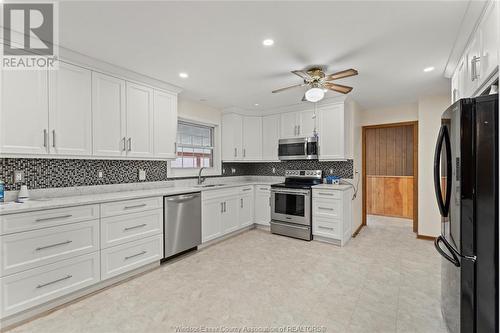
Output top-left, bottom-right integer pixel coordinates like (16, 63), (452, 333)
(163, 192), (201, 259)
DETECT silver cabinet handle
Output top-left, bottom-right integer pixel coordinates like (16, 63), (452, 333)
(43, 129), (48, 148)
(35, 214), (72, 222)
(223, 201), (226, 212)
(294, 125), (298, 135)
(318, 192), (334, 196)
(125, 251), (146, 260)
(242, 188), (252, 192)
(127, 138), (132, 151)
(298, 125), (301, 135)
(52, 130), (56, 148)
(122, 137), (127, 151)
(234, 148), (237, 157)
(269, 196), (271, 207)
(220, 202), (224, 213)
(36, 240), (72, 251)
(174, 142), (177, 153)
(318, 225), (334, 231)
(37, 274), (72, 289)
(240, 198), (243, 208)
(243, 148), (246, 158)
(124, 223), (147, 231)
(260, 187), (268, 191)
(318, 207), (334, 211)
(124, 203), (146, 210)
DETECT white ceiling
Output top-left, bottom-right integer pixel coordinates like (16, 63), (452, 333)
(59, 1), (470, 111)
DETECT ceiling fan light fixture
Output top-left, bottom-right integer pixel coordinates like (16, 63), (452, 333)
(305, 87), (324, 102)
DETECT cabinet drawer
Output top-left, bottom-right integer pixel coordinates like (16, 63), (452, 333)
(101, 209), (162, 249)
(0, 220), (99, 277)
(100, 234), (163, 280)
(313, 199), (342, 219)
(0, 205), (99, 235)
(239, 186), (253, 194)
(0, 252), (100, 317)
(313, 217), (341, 239)
(256, 185), (270, 193)
(100, 197), (162, 218)
(313, 190), (342, 200)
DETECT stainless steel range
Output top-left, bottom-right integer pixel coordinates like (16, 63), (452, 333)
(270, 170), (322, 241)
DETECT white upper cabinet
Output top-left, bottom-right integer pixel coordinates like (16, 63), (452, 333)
(126, 82), (154, 158)
(153, 89), (177, 159)
(49, 62), (92, 156)
(262, 114), (280, 161)
(242, 116), (262, 160)
(222, 113), (243, 161)
(1, 70), (49, 155)
(298, 110), (316, 137)
(92, 72), (127, 157)
(318, 103), (351, 160)
(280, 112), (299, 138)
(480, 0), (499, 82)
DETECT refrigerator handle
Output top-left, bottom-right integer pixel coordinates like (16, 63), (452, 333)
(433, 125), (452, 217)
(434, 236), (460, 267)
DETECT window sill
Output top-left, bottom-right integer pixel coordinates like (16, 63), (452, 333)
(168, 167), (221, 178)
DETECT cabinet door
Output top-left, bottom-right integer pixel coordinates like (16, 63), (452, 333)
(126, 82), (154, 158)
(298, 109), (316, 136)
(262, 114), (280, 161)
(202, 200), (222, 243)
(480, 0), (499, 83)
(280, 112), (298, 138)
(466, 34), (481, 95)
(254, 187), (271, 226)
(318, 104), (345, 160)
(92, 72), (126, 157)
(1, 70), (49, 155)
(239, 193), (254, 227)
(153, 90), (177, 159)
(221, 114), (243, 161)
(242, 116), (262, 160)
(49, 62), (92, 156)
(457, 57), (468, 100)
(221, 197), (239, 234)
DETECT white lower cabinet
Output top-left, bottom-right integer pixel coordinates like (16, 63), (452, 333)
(0, 252), (100, 318)
(202, 186), (258, 243)
(100, 234), (163, 281)
(254, 186), (271, 226)
(312, 188), (352, 246)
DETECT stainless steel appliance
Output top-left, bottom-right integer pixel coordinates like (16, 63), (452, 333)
(278, 137), (319, 160)
(270, 170), (322, 240)
(163, 192), (201, 259)
(433, 94), (498, 333)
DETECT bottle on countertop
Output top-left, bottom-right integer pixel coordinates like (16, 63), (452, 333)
(0, 179), (4, 203)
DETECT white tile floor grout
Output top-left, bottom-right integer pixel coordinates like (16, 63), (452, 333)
(8, 215), (448, 333)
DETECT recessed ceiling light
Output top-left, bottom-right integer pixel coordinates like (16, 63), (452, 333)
(423, 66), (435, 72)
(262, 39), (274, 47)
(179, 72), (189, 78)
(254, 103), (259, 106)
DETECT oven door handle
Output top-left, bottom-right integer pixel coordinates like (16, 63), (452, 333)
(270, 189), (310, 196)
(270, 221), (310, 230)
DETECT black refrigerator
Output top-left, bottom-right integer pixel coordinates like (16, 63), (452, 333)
(434, 94), (498, 333)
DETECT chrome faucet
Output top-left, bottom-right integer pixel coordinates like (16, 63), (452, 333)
(198, 167), (206, 185)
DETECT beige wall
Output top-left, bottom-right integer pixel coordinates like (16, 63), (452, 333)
(356, 95), (450, 237)
(360, 103), (418, 126)
(178, 95), (222, 125)
(417, 95), (450, 237)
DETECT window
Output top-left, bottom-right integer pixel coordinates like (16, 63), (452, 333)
(171, 120), (214, 169)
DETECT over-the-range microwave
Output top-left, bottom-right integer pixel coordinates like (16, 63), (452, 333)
(278, 137), (319, 160)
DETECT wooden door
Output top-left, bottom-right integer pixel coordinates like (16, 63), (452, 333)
(365, 124), (415, 219)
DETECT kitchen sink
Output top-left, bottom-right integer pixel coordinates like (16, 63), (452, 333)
(194, 184), (226, 188)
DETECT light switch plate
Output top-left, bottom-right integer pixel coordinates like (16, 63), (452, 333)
(14, 171), (24, 183)
(139, 169), (146, 181)
(98, 171), (103, 178)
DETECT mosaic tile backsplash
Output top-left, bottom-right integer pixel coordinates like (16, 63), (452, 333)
(1, 158), (353, 190)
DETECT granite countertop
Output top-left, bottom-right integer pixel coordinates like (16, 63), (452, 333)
(0, 181), (278, 215)
(312, 183), (353, 191)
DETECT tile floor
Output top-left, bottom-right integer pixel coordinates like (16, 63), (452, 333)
(7, 216), (447, 333)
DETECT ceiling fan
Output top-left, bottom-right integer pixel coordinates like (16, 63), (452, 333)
(272, 67), (358, 102)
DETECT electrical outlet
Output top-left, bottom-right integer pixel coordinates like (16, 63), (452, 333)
(222, 168), (226, 174)
(138, 169), (146, 181)
(231, 168), (236, 174)
(14, 171), (24, 183)
(272, 167), (276, 174)
(329, 169), (334, 174)
(98, 171), (104, 178)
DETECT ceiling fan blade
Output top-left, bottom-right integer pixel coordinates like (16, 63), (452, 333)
(324, 82), (353, 94)
(324, 69), (358, 81)
(291, 70), (312, 81)
(272, 83), (306, 93)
